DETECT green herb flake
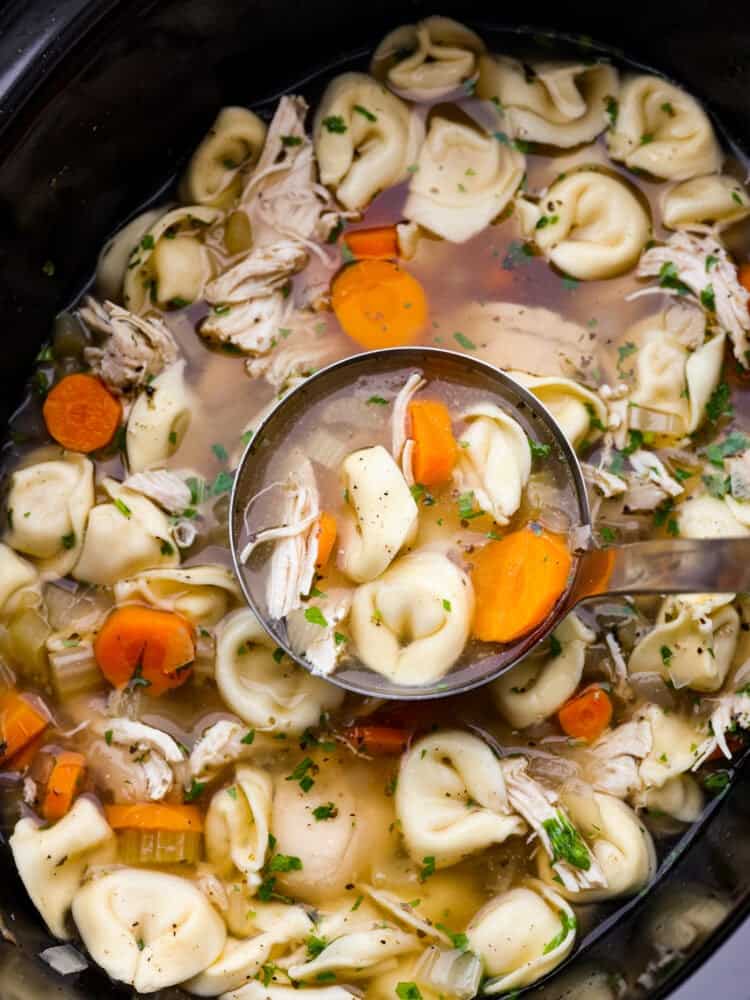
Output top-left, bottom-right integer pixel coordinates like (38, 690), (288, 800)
(396, 982), (423, 1000)
(104, 729), (113, 746)
(367, 395), (389, 406)
(419, 855), (436, 882)
(322, 116), (347, 134)
(549, 634), (563, 657)
(184, 778), (206, 803)
(241, 729), (256, 745)
(61, 531), (76, 550)
(41, 260), (56, 277)
(706, 254), (719, 272)
(457, 491), (482, 521)
(313, 802), (338, 821)
(210, 470), (234, 495)
(658, 261), (690, 295)
(705, 432), (750, 467)
(542, 811), (591, 871)
(700, 284), (717, 312)
(660, 645), (673, 665)
(703, 769), (731, 792)
(281, 134), (303, 147)
(211, 442), (229, 462)
(268, 853), (303, 872)
(114, 497), (132, 519)
(353, 104), (377, 122)
(442, 598), (452, 612)
(702, 473), (730, 498)
(529, 438), (551, 459)
(604, 95), (618, 126)
(306, 935), (327, 958)
(453, 331), (476, 350)
(272, 647), (285, 663)
(304, 607), (328, 627)
(617, 341), (637, 365)
(543, 910), (577, 954)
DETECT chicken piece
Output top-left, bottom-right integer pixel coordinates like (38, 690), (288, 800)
(391, 371), (425, 486)
(501, 757), (607, 894)
(202, 295), (288, 355)
(123, 470), (192, 514)
(98, 718), (185, 800)
(189, 720), (259, 779)
(636, 232), (750, 367)
(623, 450), (684, 513)
(240, 456), (320, 619)
(246, 319), (347, 392)
(582, 462), (627, 499)
(692, 691), (750, 768)
(80, 297), (179, 393)
(588, 720), (653, 798)
(204, 242), (308, 305)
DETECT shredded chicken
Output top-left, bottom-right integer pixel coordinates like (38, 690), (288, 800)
(391, 372), (425, 486)
(205, 241), (308, 305)
(287, 587), (352, 675)
(241, 95), (352, 250)
(636, 232), (750, 367)
(623, 449), (684, 513)
(23, 776), (38, 806)
(100, 718), (185, 800)
(122, 470), (191, 514)
(582, 462), (627, 498)
(604, 632), (632, 699)
(80, 297), (179, 393)
(589, 720), (653, 798)
(692, 691), (750, 768)
(240, 457), (320, 619)
(246, 318), (346, 391)
(202, 294), (288, 354)
(189, 719), (257, 779)
(501, 757), (607, 893)
(598, 382), (631, 449)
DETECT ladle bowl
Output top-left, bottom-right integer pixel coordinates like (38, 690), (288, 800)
(230, 347), (750, 699)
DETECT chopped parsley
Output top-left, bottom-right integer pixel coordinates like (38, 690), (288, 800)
(535, 214), (559, 229)
(213, 303), (231, 315)
(281, 134), (303, 147)
(353, 104), (377, 122)
(705, 432), (750, 467)
(306, 935), (327, 958)
(700, 284), (716, 311)
(61, 531), (76, 550)
(268, 853), (303, 872)
(658, 261), (690, 295)
(312, 802), (338, 821)
(660, 645), (673, 665)
(706, 254), (719, 272)
(184, 778), (206, 802)
(542, 811), (591, 870)
(435, 923), (469, 950)
(396, 983), (423, 1000)
(304, 607), (328, 627)
(241, 729), (256, 745)
(367, 395), (389, 406)
(334, 632), (347, 646)
(104, 729), (113, 746)
(286, 757), (317, 793)
(442, 598), (452, 612)
(705, 382), (733, 423)
(604, 95), (618, 126)
(702, 473), (730, 499)
(543, 910), (576, 954)
(159, 539), (174, 556)
(600, 525), (617, 545)
(419, 855), (436, 881)
(529, 437), (551, 459)
(211, 442), (228, 462)
(703, 769), (731, 792)
(210, 470), (234, 495)
(502, 240), (535, 270)
(549, 634), (563, 657)
(617, 341), (637, 365)
(457, 491), (482, 521)
(41, 260), (56, 277)
(453, 331), (476, 350)
(114, 497), (132, 518)
(322, 115), (347, 133)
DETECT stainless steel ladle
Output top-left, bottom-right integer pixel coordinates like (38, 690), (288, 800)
(230, 347), (750, 700)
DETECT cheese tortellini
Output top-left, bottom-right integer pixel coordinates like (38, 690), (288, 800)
(677, 494), (750, 539)
(180, 105), (267, 206)
(0, 544), (40, 620)
(337, 445), (418, 583)
(349, 551), (473, 684)
(205, 766), (273, 889)
(373, 16), (485, 100)
(4, 452), (94, 579)
(662, 174), (750, 231)
(628, 595), (739, 691)
(10, 798), (116, 939)
(627, 306), (725, 437)
(126, 360), (193, 472)
(96, 206), (164, 301)
(314, 73), (423, 210)
(71, 868), (226, 993)
(403, 117), (524, 243)
(519, 169), (650, 280)
(509, 371), (608, 450)
(467, 880), (576, 994)
(538, 793), (656, 902)
(72, 477), (179, 585)
(453, 403), (530, 524)
(185, 904), (313, 996)
(215, 608), (344, 733)
(637, 704), (708, 790)
(478, 56), (618, 147)
(492, 614), (596, 729)
(639, 774), (704, 823)
(607, 75), (722, 180)
(396, 730), (526, 868)
(114, 564), (241, 626)
(123, 204), (220, 312)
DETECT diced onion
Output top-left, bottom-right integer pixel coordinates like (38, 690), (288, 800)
(2, 609), (51, 686)
(303, 427), (351, 470)
(413, 945), (483, 1000)
(40, 944), (89, 975)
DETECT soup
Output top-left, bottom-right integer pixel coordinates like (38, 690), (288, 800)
(238, 360), (581, 690)
(1, 14), (750, 999)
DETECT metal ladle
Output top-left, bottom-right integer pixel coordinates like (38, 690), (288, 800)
(230, 347), (748, 700)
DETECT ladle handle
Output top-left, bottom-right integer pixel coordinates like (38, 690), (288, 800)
(569, 537), (750, 607)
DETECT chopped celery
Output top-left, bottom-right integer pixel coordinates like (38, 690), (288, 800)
(117, 828), (202, 866)
(47, 637), (103, 700)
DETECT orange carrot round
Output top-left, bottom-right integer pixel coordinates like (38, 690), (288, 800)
(344, 225), (399, 260)
(105, 802), (204, 832)
(94, 607), (195, 697)
(343, 726), (411, 756)
(332, 260), (427, 350)
(471, 528), (573, 643)
(42, 751), (86, 821)
(408, 399), (458, 486)
(739, 262), (750, 296)
(0, 692), (48, 766)
(558, 686), (613, 743)
(315, 512), (337, 569)
(42, 373), (122, 453)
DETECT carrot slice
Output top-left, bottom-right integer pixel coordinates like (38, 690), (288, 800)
(342, 726), (411, 756)
(6, 731), (46, 771)
(42, 751), (86, 821)
(94, 607), (195, 697)
(558, 686), (613, 743)
(332, 260), (427, 350)
(344, 226), (399, 260)
(315, 512), (337, 569)
(408, 399), (458, 486)
(0, 693), (48, 766)
(105, 802), (204, 833)
(471, 528), (573, 643)
(739, 263), (750, 295)
(42, 373), (122, 453)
